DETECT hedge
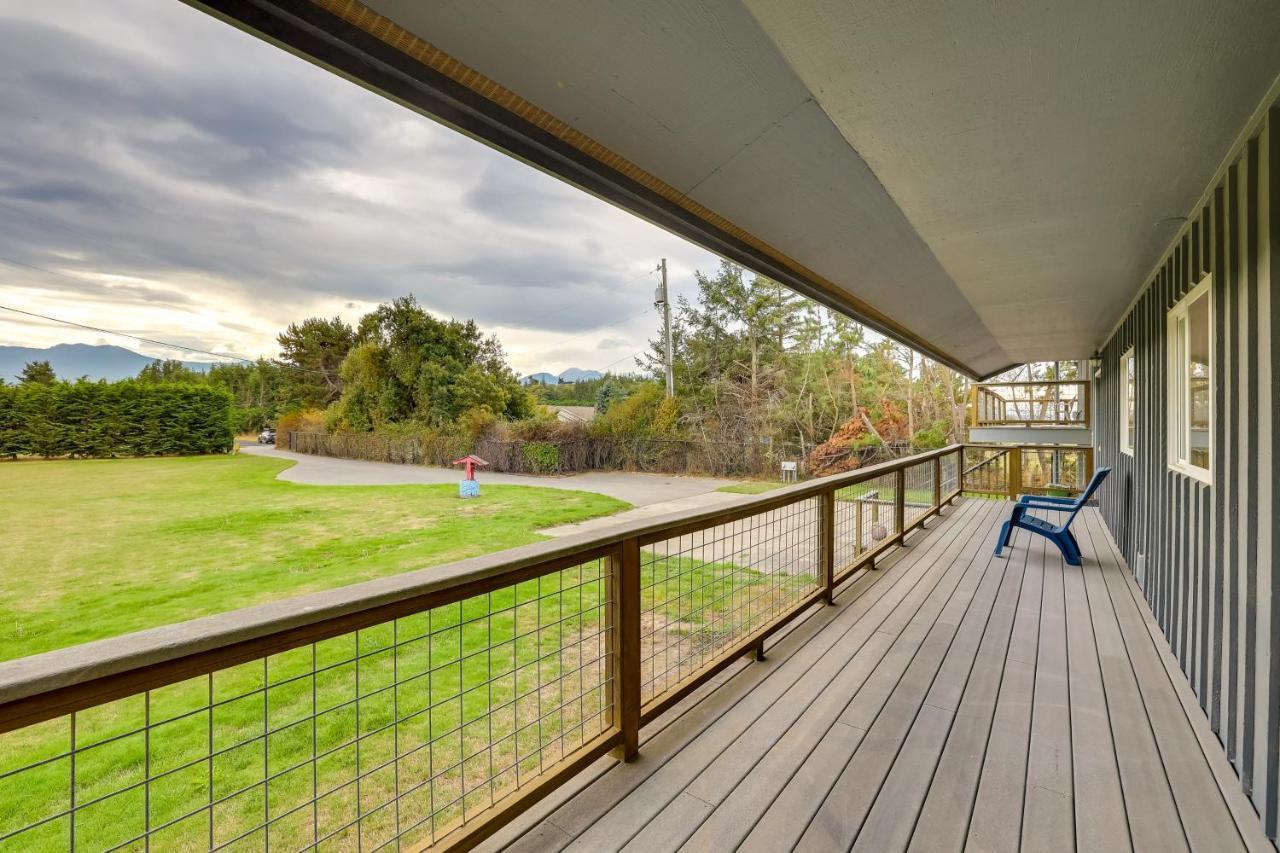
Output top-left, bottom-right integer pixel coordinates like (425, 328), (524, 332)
(0, 381), (234, 458)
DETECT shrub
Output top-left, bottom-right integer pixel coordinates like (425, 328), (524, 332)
(0, 381), (233, 458)
(521, 441), (561, 473)
(590, 383), (682, 440)
(276, 408), (326, 441)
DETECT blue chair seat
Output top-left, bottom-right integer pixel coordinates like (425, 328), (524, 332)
(1021, 515), (1056, 533)
(993, 467), (1111, 567)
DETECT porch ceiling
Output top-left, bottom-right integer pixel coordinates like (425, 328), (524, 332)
(196, 0), (1280, 377)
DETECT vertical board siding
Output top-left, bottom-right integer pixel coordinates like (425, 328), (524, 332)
(1095, 101), (1279, 840)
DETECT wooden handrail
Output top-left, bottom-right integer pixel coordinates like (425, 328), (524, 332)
(976, 379), (1088, 388)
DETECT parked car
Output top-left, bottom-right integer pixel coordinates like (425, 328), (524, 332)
(257, 427), (277, 444)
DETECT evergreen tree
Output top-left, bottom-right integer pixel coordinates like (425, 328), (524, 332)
(19, 360), (56, 385)
(277, 317), (355, 409)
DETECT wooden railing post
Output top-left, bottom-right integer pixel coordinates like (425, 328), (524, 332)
(895, 469), (906, 542)
(820, 489), (836, 604)
(932, 456), (942, 509)
(1007, 447), (1022, 501)
(612, 537), (641, 761)
(854, 498), (865, 556)
(969, 385), (979, 427)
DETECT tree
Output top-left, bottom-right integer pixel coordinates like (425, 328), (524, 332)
(277, 317), (355, 409)
(19, 360), (56, 386)
(326, 296), (532, 429)
(136, 359), (205, 384)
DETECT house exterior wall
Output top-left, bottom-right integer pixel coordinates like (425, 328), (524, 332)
(1095, 97), (1280, 838)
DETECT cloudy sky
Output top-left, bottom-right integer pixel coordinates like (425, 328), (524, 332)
(0, 0), (723, 376)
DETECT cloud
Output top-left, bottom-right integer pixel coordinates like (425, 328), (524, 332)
(0, 0), (720, 374)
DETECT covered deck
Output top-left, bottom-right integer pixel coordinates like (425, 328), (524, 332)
(487, 498), (1269, 853)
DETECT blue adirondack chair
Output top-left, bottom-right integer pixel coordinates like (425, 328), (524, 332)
(993, 467), (1111, 566)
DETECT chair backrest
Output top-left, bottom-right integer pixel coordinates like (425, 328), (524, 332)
(1057, 466), (1111, 530)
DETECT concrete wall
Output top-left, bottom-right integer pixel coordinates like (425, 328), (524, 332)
(1095, 98), (1279, 839)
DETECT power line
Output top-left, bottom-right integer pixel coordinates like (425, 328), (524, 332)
(0, 303), (336, 378)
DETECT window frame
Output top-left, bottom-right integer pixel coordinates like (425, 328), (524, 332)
(1119, 347), (1135, 457)
(1166, 275), (1213, 484)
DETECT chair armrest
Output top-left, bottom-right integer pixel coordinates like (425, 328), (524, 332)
(1017, 494), (1076, 506)
(1017, 498), (1076, 512)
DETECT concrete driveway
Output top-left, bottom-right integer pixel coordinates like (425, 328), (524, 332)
(239, 444), (740, 507)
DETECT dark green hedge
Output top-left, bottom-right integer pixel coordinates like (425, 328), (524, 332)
(0, 381), (234, 458)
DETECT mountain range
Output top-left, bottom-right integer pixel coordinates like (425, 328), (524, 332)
(0, 344), (216, 383)
(520, 367), (605, 385)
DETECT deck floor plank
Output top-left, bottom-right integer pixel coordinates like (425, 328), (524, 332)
(793, 536), (1006, 852)
(559, 500), (988, 851)
(1083, 511), (1248, 853)
(674, 501), (999, 850)
(965, 531), (1045, 853)
(491, 501), (1262, 853)
(738, 502), (1001, 852)
(906, 525), (1033, 853)
(1060, 510), (1130, 853)
(1074, 507), (1188, 853)
(1022, 533), (1076, 853)
(850, 519), (1028, 853)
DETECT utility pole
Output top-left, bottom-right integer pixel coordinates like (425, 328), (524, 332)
(655, 258), (674, 397)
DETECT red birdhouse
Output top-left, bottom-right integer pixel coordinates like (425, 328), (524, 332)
(452, 455), (489, 480)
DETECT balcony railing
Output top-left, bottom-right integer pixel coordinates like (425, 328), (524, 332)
(969, 379), (1091, 427)
(962, 443), (1094, 498)
(0, 446), (967, 852)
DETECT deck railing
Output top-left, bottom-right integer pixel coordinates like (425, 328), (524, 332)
(969, 380), (1091, 427)
(962, 443), (1094, 498)
(0, 446), (964, 852)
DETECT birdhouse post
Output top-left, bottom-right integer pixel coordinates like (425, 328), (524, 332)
(452, 455), (488, 498)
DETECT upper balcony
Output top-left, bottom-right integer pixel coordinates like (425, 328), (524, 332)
(0, 445), (1266, 851)
(967, 379), (1093, 447)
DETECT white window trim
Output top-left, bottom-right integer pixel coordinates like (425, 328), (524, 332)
(1166, 275), (1212, 484)
(1119, 347), (1135, 456)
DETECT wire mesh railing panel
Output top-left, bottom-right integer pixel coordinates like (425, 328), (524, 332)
(940, 452), (959, 497)
(832, 472), (898, 575)
(1018, 448), (1088, 495)
(637, 500), (821, 707)
(963, 448), (1009, 495)
(0, 559), (613, 852)
(902, 460), (935, 528)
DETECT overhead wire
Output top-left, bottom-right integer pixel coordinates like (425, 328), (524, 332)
(0, 303), (337, 378)
(0, 199), (664, 379)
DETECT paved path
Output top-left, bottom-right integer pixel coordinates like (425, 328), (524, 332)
(239, 445), (739, 507)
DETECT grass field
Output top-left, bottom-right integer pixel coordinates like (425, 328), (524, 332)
(0, 454), (629, 663)
(0, 454), (810, 850)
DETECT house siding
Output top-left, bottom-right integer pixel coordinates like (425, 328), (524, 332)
(1095, 100), (1280, 839)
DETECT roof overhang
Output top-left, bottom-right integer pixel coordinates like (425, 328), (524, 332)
(186, 0), (1280, 379)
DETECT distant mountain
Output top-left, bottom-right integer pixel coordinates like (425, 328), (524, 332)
(520, 368), (605, 385)
(558, 368), (604, 383)
(0, 344), (217, 383)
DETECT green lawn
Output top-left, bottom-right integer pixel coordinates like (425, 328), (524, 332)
(0, 454), (810, 850)
(0, 454), (628, 662)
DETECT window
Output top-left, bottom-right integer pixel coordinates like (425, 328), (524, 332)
(1119, 348), (1135, 456)
(1167, 276), (1212, 482)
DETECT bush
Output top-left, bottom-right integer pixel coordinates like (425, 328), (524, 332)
(590, 383), (682, 440)
(521, 441), (561, 473)
(276, 408), (326, 442)
(0, 381), (233, 458)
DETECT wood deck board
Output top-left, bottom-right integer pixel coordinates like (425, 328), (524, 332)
(485, 501), (1262, 853)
